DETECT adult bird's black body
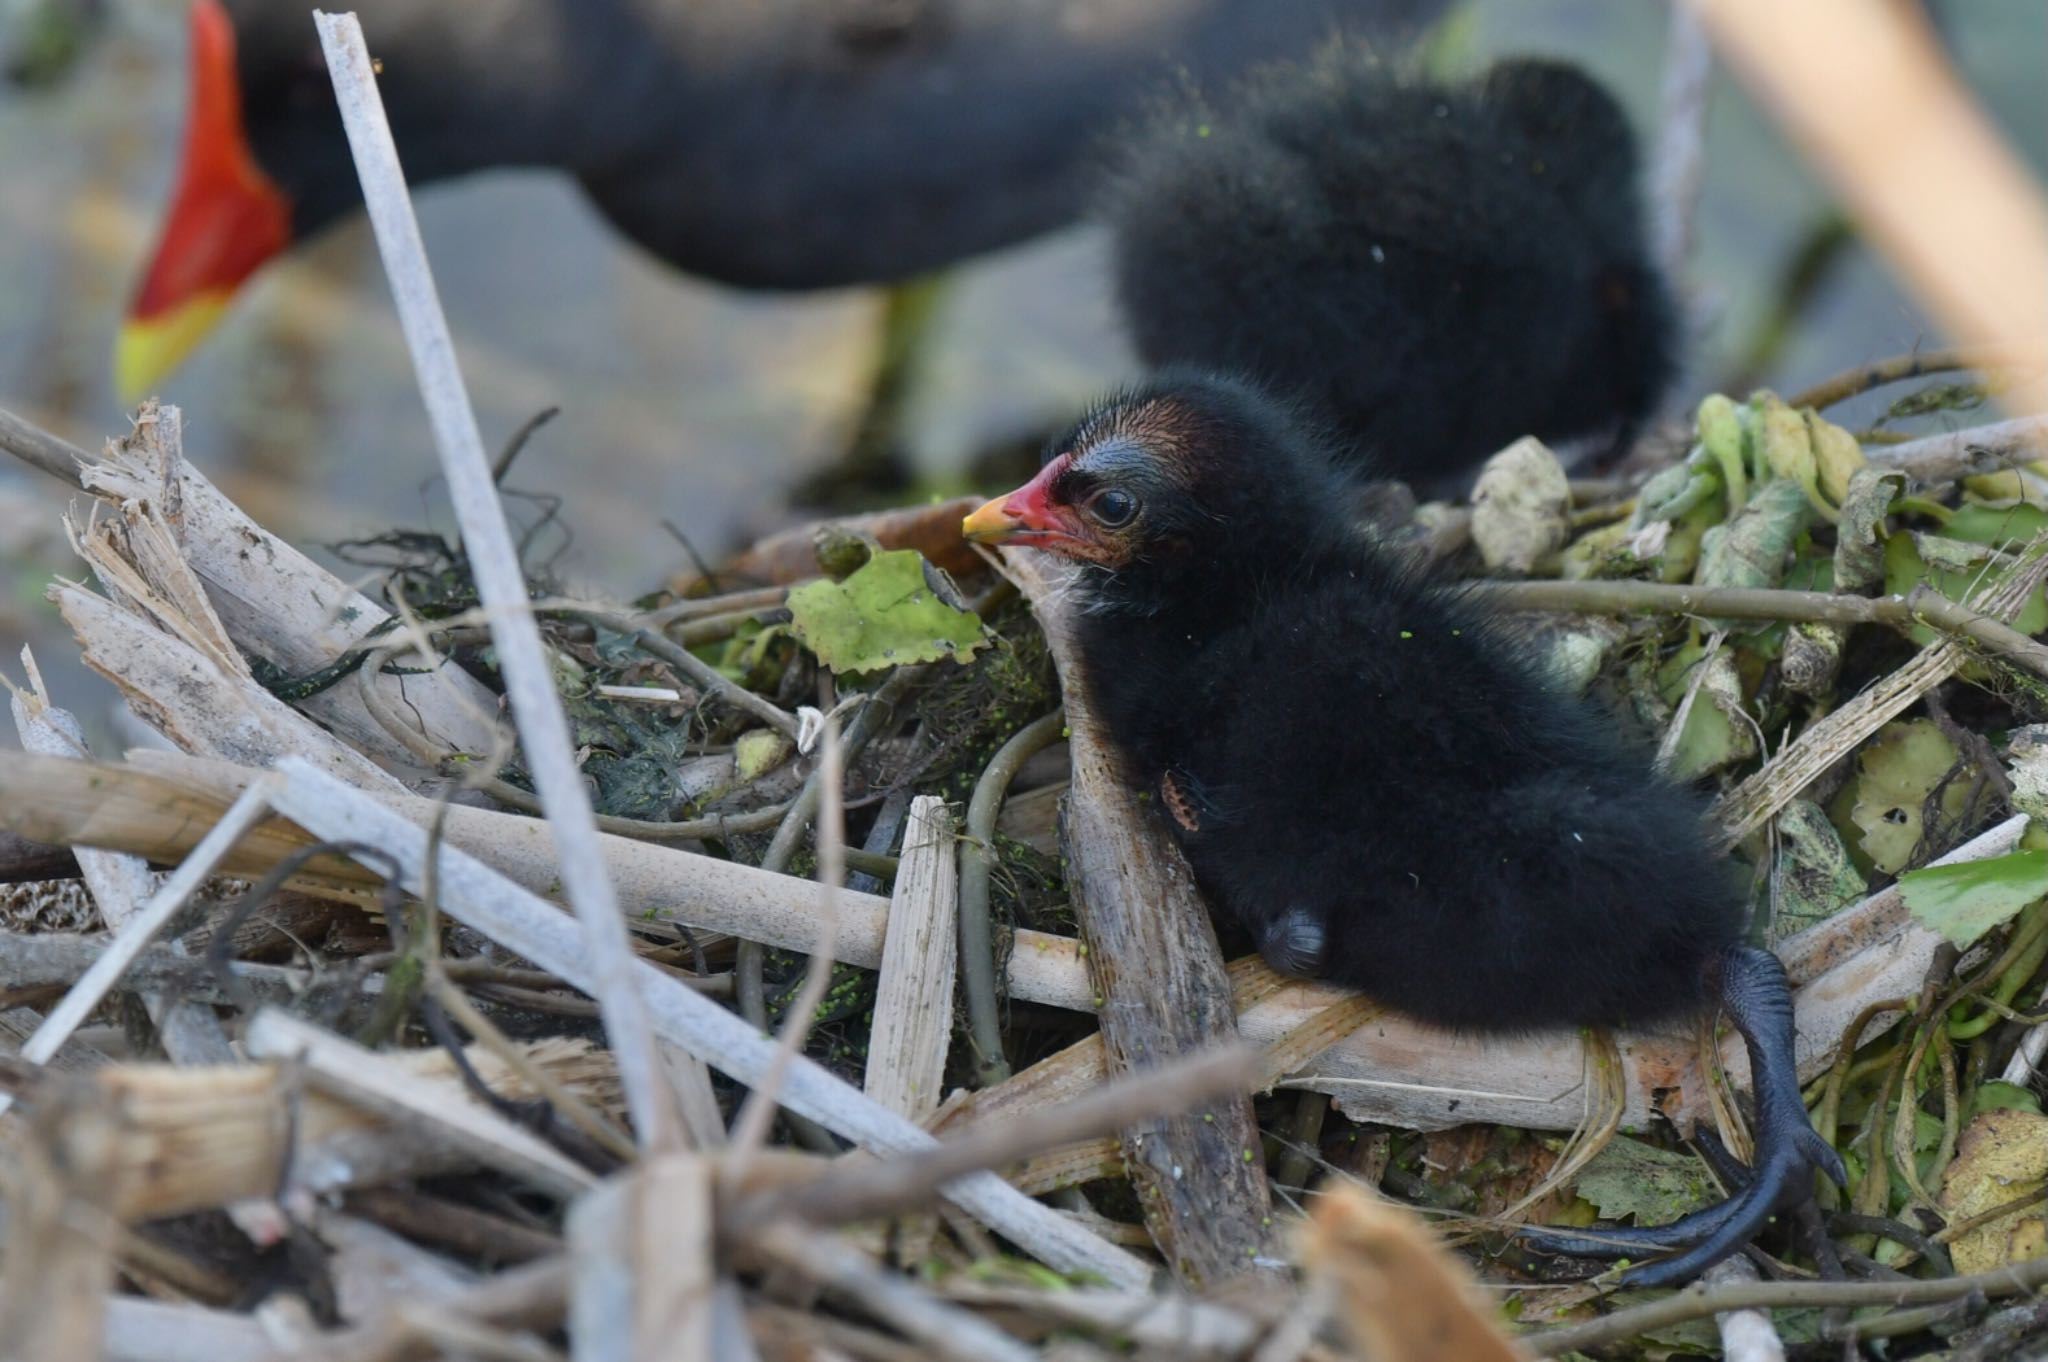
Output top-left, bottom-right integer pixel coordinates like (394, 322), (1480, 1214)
(963, 373), (1843, 1286)
(120, 0), (1446, 397)
(1104, 52), (1676, 487)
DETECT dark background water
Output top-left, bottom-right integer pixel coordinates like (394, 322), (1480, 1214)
(0, 0), (2042, 739)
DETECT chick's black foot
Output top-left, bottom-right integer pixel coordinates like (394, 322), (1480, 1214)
(1688, 1127), (1756, 1192)
(1518, 947), (1846, 1287)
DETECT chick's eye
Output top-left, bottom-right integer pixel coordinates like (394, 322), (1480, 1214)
(1087, 488), (1139, 528)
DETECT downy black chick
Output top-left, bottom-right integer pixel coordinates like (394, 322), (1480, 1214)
(1103, 50), (1676, 488)
(962, 372), (1842, 1286)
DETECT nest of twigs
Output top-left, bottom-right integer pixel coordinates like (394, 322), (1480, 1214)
(6, 336), (2048, 1360)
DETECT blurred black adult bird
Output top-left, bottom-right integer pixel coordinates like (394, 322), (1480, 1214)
(963, 373), (1842, 1286)
(121, 0), (1446, 400)
(1104, 51), (1676, 487)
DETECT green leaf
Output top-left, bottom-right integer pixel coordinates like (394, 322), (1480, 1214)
(1882, 529), (2048, 646)
(1757, 392), (1826, 515)
(1632, 460), (1699, 525)
(734, 729), (793, 783)
(1940, 1110), (2048, 1272)
(1782, 551), (1836, 594)
(1575, 1136), (1718, 1228)
(1695, 392), (1748, 515)
(1898, 849), (2048, 947)
(1846, 719), (1972, 875)
(1610, 1293), (1822, 1354)
(1833, 466), (1902, 593)
(1694, 478), (1810, 630)
(1772, 799), (1867, 936)
(1654, 639), (1757, 782)
(1945, 501), (2048, 548)
(1805, 404), (1868, 507)
(786, 549), (988, 674)
(1972, 1081), (2044, 1119)
(709, 618), (790, 686)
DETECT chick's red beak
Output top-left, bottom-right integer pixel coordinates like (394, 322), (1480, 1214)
(962, 454), (1087, 552)
(117, 0), (291, 402)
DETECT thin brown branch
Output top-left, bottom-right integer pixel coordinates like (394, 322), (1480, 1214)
(747, 1222), (1036, 1362)
(669, 602), (790, 647)
(0, 402), (88, 489)
(1786, 345), (2028, 412)
(297, 1255), (570, 1362)
(583, 610), (801, 740)
(489, 405), (559, 485)
(425, 965), (637, 1163)
(1473, 579), (2048, 680)
(676, 497), (986, 594)
(476, 773), (794, 841)
(640, 584), (793, 628)
(1524, 1254), (2048, 1357)
(960, 706), (1065, 1086)
(343, 1187), (562, 1265)
(736, 1043), (1257, 1232)
(1868, 414), (2048, 483)
(1932, 1184), (2048, 1247)
(0, 930), (312, 1005)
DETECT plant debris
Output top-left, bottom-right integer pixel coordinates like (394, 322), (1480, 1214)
(9, 361), (2048, 1357)
(4, 11), (2048, 1357)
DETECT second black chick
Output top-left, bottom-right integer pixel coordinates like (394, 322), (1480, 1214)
(1104, 50), (1676, 487)
(963, 372), (1842, 1286)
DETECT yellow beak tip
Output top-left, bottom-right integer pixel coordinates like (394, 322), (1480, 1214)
(113, 371), (152, 409)
(960, 499), (1018, 545)
(114, 294), (233, 406)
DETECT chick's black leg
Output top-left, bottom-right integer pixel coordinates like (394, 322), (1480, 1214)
(1519, 947), (1846, 1285)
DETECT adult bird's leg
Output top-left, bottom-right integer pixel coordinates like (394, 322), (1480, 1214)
(793, 274), (949, 506)
(1517, 946), (1847, 1286)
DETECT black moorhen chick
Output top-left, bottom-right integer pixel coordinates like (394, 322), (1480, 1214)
(1104, 51), (1676, 487)
(962, 372), (1843, 1286)
(119, 0), (1444, 399)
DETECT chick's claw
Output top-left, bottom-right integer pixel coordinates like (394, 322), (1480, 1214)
(1516, 1131), (1838, 1287)
(1518, 945), (1844, 1285)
